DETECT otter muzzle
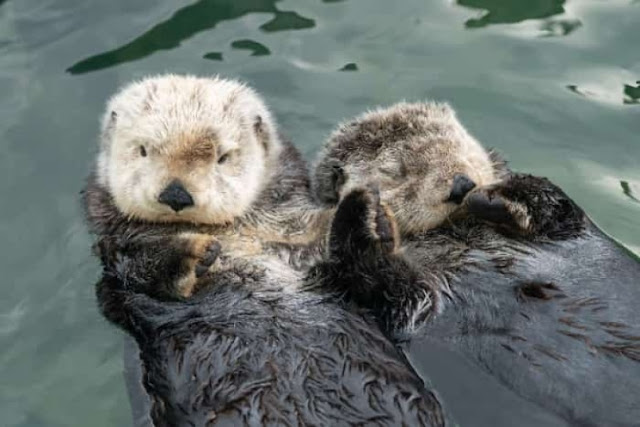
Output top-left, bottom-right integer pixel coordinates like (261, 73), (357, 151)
(158, 180), (194, 212)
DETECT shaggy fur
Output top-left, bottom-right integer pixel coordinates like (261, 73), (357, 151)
(85, 75), (329, 299)
(313, 102), (640, 426)
(95, 189), (446, 426)
(85, 78), (448, 425)
(314, 102), (501, 234)
(97, 75), (281, 225)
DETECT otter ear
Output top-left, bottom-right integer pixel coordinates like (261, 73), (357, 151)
(253, 115), (270, 151)
(101, 110), (118, 143)
(314, 160), (347, 206)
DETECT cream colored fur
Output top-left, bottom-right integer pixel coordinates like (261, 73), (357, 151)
(97, 74), (282, 225)
(316, 102), (499, 234)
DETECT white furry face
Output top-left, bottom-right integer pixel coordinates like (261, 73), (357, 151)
(96, 75), (281, 224)
(315, 102), (499, 234)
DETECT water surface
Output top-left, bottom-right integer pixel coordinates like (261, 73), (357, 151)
(0, 0), (638, 425)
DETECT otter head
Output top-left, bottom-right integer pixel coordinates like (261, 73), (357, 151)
(313, 102), (500, 234)
(96, 75), (281, 224)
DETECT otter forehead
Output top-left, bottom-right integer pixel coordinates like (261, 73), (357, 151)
(325, 102), (466, 163)
(103, 75), (264, 147)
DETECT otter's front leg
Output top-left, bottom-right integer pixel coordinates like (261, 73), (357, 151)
(328, 187), (399, 257)
(96, 233), (221, 299)
(466, 173), (585, 239)
(314, 188), (439, 335)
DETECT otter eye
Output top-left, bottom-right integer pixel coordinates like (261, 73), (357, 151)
(139, 146), (147, 157)
(218, 152), (230, 164)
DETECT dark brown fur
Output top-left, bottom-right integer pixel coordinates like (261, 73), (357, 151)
(89, 184), (449, 426)
(319, 163), (640, 425)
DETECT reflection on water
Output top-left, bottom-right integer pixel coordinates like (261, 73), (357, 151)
(624, 81), (640, 104)
(567, 84), (589, 97)
(203, 51), (223, 61)
(259, 10), (314, 32)
(3, 0), (640, 425)
(458, 0), (566, 27)
(568, 82), (640, 106)
(231, 39), (270, 56)
(66, 0), (314, 74)
(339, 63), (358, 71)
(621, 181), (640, 203)
(540, 18), (581, 37)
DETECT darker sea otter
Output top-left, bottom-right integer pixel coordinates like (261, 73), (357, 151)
(314, 102), (640, 426)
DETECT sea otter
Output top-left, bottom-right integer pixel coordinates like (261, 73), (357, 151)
(84, 74), (332, 300)
(313, 102), (640, 426)
(84, 76), (447, 426)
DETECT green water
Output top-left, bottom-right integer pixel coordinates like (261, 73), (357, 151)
(0, 0), (638, 425)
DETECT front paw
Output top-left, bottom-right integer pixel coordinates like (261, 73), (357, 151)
(177, 234), (221, 296)
(330, 186), (399, 256)
(194, 240), (222, 278)
(466, 183), (531, 233)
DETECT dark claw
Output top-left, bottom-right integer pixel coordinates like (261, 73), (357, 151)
(448, 174), (476, 204)
(201, 241), (222, 265)
(195, 241), (221, 278)
(195, 264), (209, 278)
(467, 192), (514, 225)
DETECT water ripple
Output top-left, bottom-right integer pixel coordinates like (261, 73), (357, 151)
(66, 0), (316, 74)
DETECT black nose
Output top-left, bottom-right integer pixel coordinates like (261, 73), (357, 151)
(448, 174), (476, 204)
(158, 180), (194, 212)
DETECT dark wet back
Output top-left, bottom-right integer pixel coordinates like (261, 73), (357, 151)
(408, 224), (640, 426)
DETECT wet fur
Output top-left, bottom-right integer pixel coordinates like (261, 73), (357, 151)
(94, 189), (447, 426)
(314, 102), (501, 234)
(313, 103), (640, 425)
(84, 137), (325, 299)
(402, 177), (640, 426)
(85, 81), (448, 425)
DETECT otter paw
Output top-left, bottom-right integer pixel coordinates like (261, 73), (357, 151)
(374, 197), (399, 254)
(194, 241), (222, 278)
(331, 186), (399, 255)
(177, 234), (221, 297)
(466, 186), (531, 233)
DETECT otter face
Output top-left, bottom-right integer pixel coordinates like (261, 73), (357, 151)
(314, 102), (499, 234)
(96, 75), (281, 224)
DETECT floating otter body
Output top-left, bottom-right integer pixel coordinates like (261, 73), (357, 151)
(95, 188), (446, 426)
(314, 102), (640, 426)
(85, 77), (447, 426)
(85, 75), (328, 300)
(406, 176), (640, 426)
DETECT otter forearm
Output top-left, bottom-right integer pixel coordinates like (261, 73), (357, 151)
(314, 187), (440, 337)
(95, 234), (197, 299)
(466, 173), (585, 240)
(313, 253), (438, 336)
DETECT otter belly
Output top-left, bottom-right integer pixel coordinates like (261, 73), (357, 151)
(409, 225), (640, 426)
(124, 286), (447, 426)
